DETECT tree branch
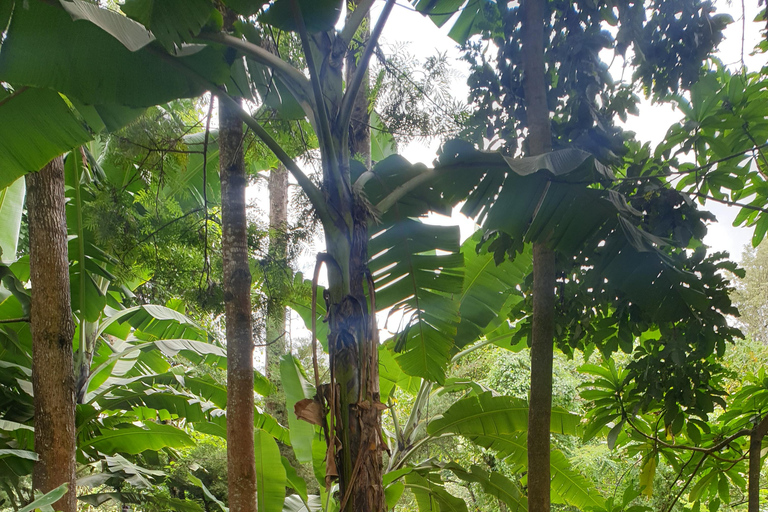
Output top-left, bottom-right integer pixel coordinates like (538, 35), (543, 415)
(0, 317), (30, 324)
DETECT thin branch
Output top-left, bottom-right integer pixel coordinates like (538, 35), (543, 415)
(122, 207), (204, 257)
(337, 0), (397, 136)
(664, 452), (708, 512)
(0, 317), (30, 324)
(689, 191), (768, 216)
(625, 414), (751, 458)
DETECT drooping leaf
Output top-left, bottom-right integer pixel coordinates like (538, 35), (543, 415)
(18, 483), (68, 512)
(81, 421), (194, 455)
(549, 450), (605, 510)
(280, 354), (316, 463)
(444, 463), (527, 512)
(428, 391), (579, 442)
(405, 472), (468, 512)
(121, 0), (215, 51)
(254, 429), (287, 512)
(454, 231), (532, 348)
(0, 178), (25, 263)
(0, 0), (229, 107)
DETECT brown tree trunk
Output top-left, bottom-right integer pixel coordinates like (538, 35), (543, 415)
(27, 156), (77, 512)
(748, 415), (768, 512)
(219, 96), (257, 512)
(521, 1), (555, 511)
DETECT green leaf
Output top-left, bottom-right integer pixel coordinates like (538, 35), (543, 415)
(81, 422), (194, 455)
(370, 220), (463, 384)
(445, 463), (527, 512)
(254, 429), (287, 512)
(121, 0), (215, 51)
(0, 87), (95, 190)
(19, 483), (68, 512)
(0, 178), (25, 263)
(405, 472), (468, 512)
(188, 474), (228, 512)
(280, 354), (316, 463)
(0, 449), (38, 461)
(454, 231), (532, 348)
(370, 111), (397, 162)
(259, 0), (342, 32)
(549, 451), (605, 510)
(428, 391), (579, 441)
(0, 0), (229, 107)
(282, 456), (308, 502)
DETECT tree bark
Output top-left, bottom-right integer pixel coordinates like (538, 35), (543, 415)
(520, 1), (554, 511)
(748, 415), (768, 512)
(265, 164), (289, 426)
(219, 96), (257, 512)
(27, 156), (77, 512)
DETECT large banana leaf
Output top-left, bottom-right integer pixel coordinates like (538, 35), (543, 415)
(121, 0), (215, 51)
(442, 463), (527, 512)
(80, 421), (194, 455)
(0, 0), (229, 107)
(405, 472), (467, 512)
(454, 231), (532, 349)
(427, 391), (580, 440)
(549, 450), (605, 510)
(362, 155), (464, 384)
(254, 429), (287, 512)
(0, 86), (93, 190)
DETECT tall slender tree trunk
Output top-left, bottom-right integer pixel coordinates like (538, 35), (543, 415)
(521, 1), (555, 511)
(748, 415), (768, 512)
(27, 156), (77, 512)
(265, 164), (289, 424)
(219, 95), (257, 512)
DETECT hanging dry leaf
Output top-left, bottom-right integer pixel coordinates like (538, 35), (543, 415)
(295, 398), (323, 425)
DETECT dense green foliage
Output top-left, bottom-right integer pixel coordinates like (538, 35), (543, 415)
(1, 1), (768, 512)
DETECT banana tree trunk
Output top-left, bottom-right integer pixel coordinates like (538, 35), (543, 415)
(325, 204), (385, 512)
(27, 156), (77, 512)
(219, 96), (257, 512)
(521, 1), (555, 511)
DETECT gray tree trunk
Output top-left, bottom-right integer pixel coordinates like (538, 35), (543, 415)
(27, 155), (77, 512)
